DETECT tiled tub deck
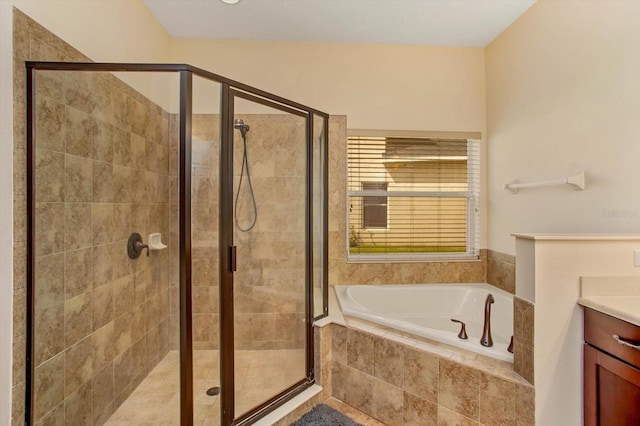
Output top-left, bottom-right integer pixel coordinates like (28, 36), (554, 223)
(324, 317), (534, 426)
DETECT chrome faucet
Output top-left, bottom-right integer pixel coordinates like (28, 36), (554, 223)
(480, 294), (495, 347)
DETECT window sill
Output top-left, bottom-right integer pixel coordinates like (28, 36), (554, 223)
(347, 253), (480, 264)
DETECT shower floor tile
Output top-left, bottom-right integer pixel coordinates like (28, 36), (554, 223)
(105, 349), (305, 426)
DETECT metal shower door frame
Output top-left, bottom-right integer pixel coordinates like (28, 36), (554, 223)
(220, 87), (316, 426)
(24, 62), (329, 426)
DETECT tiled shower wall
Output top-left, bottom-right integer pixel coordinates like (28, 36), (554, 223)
(169, 114), (307, 351)
(168, 114), (222, 350)
(13, 10), (172, 425)
(232, 114), (307, 350)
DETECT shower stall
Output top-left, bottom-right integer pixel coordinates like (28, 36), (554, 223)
(24, 62), (328, 425)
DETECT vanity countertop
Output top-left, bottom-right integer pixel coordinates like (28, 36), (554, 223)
(578, 276), (640, 327)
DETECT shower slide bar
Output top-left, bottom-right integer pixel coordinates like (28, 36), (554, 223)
(504, 171), (586, 194)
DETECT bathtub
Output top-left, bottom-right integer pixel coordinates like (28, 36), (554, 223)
(334, 283), (514, 362)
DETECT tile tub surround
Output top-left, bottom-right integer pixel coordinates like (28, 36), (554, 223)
(14, 10), (172, 425)
(513, 296), (534, 385)
(330, 321), (534, 426)
(487, 250), (516, 294)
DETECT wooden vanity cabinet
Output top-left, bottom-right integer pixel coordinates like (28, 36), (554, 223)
(583, 307), (640, 425)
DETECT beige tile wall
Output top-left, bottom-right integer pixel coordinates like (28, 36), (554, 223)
(314, 324), (333, 402)
(232, 113), (308, 350)
(513, 297), (535, 385)
(486, 251), (535, 386)
(170, 113), (308, 351)
(487, 250), (516, 294)
(329, 323), (535, 426)
(167, 114), (222, 351)
(13, 10), (173, 425)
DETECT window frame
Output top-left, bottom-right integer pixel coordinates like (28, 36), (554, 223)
(346, 131), (481, 263)
(361, 181), (388, 229)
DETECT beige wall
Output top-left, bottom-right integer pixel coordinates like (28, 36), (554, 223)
(486, 0), (640, 255)
(171, 38), (486, 133)
(9, 0), (487, 133)
(13, 0), (174, 110)
(172, 37), (488, 252)
(176, 40), (489, 249)
(0, 2), (13, 423)
(12, 0), (169, 62)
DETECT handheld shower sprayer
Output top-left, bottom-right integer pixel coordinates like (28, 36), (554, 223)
(233, 118), (257, 232)
(233, 118), (250, 139)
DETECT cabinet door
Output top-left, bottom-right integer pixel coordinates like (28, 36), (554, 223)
(584, 344), (640, 426)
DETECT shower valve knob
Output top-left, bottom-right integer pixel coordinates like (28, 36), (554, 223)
(127, 233), (149, 259)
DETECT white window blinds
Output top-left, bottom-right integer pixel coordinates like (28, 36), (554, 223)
(347, 136), (480, 261)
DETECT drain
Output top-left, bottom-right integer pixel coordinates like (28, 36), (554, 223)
(206, 387), (220, 396)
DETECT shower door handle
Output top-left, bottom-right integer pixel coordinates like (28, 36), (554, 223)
(229, 246), (237, 272)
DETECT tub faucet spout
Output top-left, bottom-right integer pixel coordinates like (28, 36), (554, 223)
(480, 294), (495, 347)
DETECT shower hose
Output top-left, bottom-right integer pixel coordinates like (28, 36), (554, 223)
(234, 131), (257, 232)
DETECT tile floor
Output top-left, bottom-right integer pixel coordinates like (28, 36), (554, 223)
(105, 349), (306, 426)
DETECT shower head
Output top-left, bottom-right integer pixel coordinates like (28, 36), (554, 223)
(234, 118), (250, 138)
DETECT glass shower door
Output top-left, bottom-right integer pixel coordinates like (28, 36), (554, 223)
(221, 90), (311, 424)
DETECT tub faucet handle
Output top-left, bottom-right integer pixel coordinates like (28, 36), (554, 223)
(450, 319), (468, 340)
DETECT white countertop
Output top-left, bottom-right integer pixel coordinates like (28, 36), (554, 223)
(578, 276), (640, 327)
(513, 233), (640, 241)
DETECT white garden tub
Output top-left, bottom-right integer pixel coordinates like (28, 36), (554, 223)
(334, 283), (513, 362)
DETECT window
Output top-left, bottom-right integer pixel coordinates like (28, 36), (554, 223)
(348, 135), (480, 261)
(362, 182), (388, 228)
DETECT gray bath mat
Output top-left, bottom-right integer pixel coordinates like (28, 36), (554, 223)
(290, 404), (364, 426)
